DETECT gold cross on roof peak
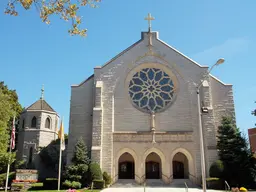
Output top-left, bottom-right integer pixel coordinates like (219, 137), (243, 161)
(145, 13), (155, 32)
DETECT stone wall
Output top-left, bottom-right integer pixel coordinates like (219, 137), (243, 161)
(68, 31), (236, 180)
(67, 76), (94, 164)
(91, 32), (208, 177)
(113, 132), (196, 184)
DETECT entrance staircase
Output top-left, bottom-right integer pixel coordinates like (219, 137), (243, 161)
(170, 179), (199, 188)
(111, 178), (199, 188)
(111, 179), (141, 188)
(145, 179), (169, 187)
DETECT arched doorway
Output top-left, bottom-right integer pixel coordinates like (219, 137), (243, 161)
(172, 152), (188, 179)
(145, 152), (162, 179)
(118, 152), (135, 179)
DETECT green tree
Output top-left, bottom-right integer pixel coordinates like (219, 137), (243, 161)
(89, 162), (102, 181)
(209, 160), (224, 178)
(39, 136), (68, 172)
(4, 0), (101, 36)
(0, 82), (22, 173)
(72, 137), (90, 165)
(64, 137), (90, 187)
(217, 116), (256, 187)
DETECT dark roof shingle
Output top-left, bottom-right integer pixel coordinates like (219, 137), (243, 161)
(26, 99), (56, 112)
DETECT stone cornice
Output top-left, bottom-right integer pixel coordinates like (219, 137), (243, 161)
(113, 131), (193, 142)
(20, 128), (58, 134)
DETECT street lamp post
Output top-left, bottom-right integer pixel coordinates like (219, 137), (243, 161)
(196, 58), (225, 192)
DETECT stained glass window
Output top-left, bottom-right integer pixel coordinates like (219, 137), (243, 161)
(129, 68), (175, 113)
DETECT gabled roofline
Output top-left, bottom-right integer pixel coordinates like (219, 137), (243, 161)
(153, 33), (232, 86)
(71, 74), (94, 87)
(72, 31), (232, 87)
(101, 39), (144, 68)
(154, 32), (208, 68)
(100, 31), (208, 69)
(22, 99), (57, 114)
(210, 74), (232, 86)
(72, 36), (144, 88)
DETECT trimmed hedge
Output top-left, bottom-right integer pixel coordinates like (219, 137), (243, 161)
(89, 163), (102, 181)
(28, 182), (44, 190)
(62, 180), (81, 189)
(206, 177), (224, 190)
(93, 179), (105, 189)
(103, 172), (111, 186)
(209, 160), (224, 178)
(62, 180), (72, 189)
(0, 172), (15, 187)
(71, 181), (81, 189)
(11, 183), (25, 191)
(43, 178), (58, 190)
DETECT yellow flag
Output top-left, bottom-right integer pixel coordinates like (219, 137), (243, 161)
(58, 120), (65, 151)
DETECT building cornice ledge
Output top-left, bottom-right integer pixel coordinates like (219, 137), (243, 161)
(210, 74), (233, 86)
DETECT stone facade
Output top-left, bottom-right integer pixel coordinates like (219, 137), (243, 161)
(17, 98), (59, 179)
(68, 31), (235, 184)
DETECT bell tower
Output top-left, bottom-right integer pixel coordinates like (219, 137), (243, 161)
(17, 85), (59, 170)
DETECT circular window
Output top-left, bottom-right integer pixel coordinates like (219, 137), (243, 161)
(128, 68), (175, 113)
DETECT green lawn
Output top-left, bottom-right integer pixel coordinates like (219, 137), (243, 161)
(28, 190), (101, 192)
(27, 183), (101, 192)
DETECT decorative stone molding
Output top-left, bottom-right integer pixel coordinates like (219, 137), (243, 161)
(113, 131), (193, 142)
(92, 146), (101, 150)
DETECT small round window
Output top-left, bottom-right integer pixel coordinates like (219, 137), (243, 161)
(128, 68), (175, 113)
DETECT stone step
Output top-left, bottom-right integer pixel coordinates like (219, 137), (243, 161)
(170, 179), (199, 188)
(145, 179), (168, 187)
(111, 179), (142, 188)
(111, 178), (199, 188)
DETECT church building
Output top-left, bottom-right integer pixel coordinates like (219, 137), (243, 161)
(67, 14), (235, 184)
(17, 86), (60, 178)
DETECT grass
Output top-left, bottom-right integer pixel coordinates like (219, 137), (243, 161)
(27, 184), (101, 192)
(9, 181), (101, 192)
(28, 190), (101, 192)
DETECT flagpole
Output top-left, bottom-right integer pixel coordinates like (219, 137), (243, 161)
(5, 143), (12, 192)
(5, 116), (15, 192)
(58, 117), (63, 191)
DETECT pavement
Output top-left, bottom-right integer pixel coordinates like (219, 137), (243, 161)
(101, 179), (227, 192)
(101, 187), (226, 192)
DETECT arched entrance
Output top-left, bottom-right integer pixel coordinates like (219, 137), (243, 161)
(145, 152), (162, 179)
(172, 152), (188, 179)
(118, 152), (135, 179)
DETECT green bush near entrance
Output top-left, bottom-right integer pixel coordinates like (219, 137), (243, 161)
(89, 163), (102, 181)
(0, 171), (15, 187)
(43, 178), (58, 190)
(206, 177), (224, 190)
(92, 179), (105, 189)
(102, 172), (111, 186)
(209, 160), (224, 178)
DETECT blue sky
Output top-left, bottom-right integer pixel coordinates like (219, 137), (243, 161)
(0, 0), (255, 135)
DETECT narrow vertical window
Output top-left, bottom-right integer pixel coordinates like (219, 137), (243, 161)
(31, 116), (37, 128)
(29, 147), (33, 163)
(22, 119), (25, 129)
(45, 117), (51, 129)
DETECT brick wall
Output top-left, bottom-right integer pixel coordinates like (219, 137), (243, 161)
(248, 128), (256, 153)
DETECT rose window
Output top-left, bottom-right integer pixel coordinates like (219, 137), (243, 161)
(128, 68), (175, 113)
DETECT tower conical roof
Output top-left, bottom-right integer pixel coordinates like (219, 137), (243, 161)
(26, 99), (56, 112)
